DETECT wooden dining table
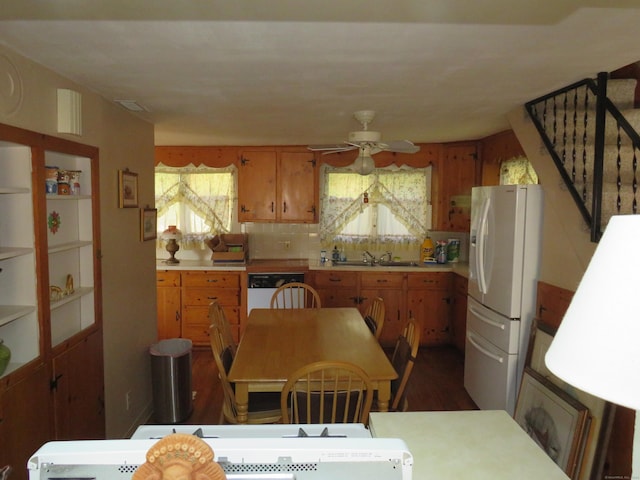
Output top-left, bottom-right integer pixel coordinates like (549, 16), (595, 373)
(227, 307), (398, 424)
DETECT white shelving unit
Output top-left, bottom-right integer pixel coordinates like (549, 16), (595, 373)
(0, 141), (39, 377)
(45, 151), (95, 347)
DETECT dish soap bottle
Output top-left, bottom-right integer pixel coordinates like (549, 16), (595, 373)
(420, 237), (434, 263)
(332, 245), (340, 263)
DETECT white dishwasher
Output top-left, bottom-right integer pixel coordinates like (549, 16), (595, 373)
(247, 272), (305, 314)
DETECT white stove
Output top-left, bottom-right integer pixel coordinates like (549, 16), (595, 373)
(28, 424), (412, 480)
(131, 423), (372, 439)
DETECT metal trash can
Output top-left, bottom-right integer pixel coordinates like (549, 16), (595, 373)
(150, 338), (193, 423)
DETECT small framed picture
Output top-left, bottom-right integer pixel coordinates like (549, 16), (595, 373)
(118, 169), (138, 208)
(141, 208), (157, 241)
(515, 367), (590, 478)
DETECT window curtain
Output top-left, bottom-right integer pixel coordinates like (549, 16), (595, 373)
(500, 156), (539, 185)
(155, 163), (237, 249)
(320, 164), (431, 252)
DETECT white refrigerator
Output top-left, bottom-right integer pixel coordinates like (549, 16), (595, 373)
(464, 184), (543, 415)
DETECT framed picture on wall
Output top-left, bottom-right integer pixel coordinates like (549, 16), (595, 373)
(118, 169), (138, 208)
(515, 367), (590, 479)
(140, 208), (157, 241)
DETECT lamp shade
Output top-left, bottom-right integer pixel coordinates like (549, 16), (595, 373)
(545, 214), (640, 410)
(161, 225), (182, 240)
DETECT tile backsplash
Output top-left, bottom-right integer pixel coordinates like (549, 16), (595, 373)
(157, 223), (469, 263)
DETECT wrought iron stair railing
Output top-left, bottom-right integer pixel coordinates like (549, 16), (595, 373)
(525, 72), (640, 242)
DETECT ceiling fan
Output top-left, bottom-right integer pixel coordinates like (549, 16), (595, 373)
(308, 110), (420, 155)
(307, 110), (420, 175)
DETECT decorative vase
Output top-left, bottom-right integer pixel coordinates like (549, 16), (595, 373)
(0, 339), (10, 376)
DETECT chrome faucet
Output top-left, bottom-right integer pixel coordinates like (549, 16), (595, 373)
(379, 251), (393, 263)
(363, 251), (376, 263)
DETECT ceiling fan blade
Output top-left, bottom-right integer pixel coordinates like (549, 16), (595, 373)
(380, 140), (421, 154)
(307, 144), (358, 154)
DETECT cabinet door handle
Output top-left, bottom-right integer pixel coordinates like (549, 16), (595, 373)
(207, 296), (219, 300)
(308, 205), (316, 214)
(283, 201), (287, 213)
(175, 311), (180, 322)
(50, 373), (64, 391)
(270, 201), (274, 212)
(241, 205), (250, 213)
(206, 279), (219, 283)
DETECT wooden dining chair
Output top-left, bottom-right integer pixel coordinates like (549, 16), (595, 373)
(363, 296), (385, 340)
(208, 322), (282, 424)
(270, 282), (322, 309)
(387, 317), (421, 412)
(208, 301), (237, 357)
(280, 360), (373, 425)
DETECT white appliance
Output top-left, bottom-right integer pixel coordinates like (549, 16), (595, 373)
(27, 425), (412, 480)
(247, 272), (305, 314)
(130, 423), (373, 439)
(464, 184), (543, 415)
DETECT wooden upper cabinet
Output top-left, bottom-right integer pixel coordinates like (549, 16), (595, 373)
(238, 150), (278, 221)
(279, 151), (317, 222)
(434, 142), (479, 232)
(238, 149), (317, 223)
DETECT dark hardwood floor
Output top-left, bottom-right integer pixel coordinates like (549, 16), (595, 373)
(182, 344), (478, 425)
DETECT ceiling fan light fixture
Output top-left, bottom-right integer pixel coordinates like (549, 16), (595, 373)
(352, 147), (375, 175)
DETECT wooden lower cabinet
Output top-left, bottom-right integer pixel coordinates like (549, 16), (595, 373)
(157, 270), (181, 340)
(314, 271), (359, 308)
(312, 270), (454, 348)
(52, 330), (105, 440)
(179, 271), (241, 346)
(360, 273), (405, 347)
(451, 274), (468, 353)
(0, 364), (52, 480)
(406, 273), (453, 346)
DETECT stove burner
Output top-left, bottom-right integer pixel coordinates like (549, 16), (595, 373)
(290, 427), (347, 438)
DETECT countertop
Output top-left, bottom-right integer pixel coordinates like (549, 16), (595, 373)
(369, 410), (569, 479)
(156, 258), (469, 278)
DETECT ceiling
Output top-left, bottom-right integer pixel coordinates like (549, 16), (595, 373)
(2, 1), (640, 146)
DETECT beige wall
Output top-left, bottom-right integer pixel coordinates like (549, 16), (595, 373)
(0, 46), (157, 438)
(508, 106), (596, 292)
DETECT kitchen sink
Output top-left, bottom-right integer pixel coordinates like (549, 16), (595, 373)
(331, 260), (421, 267)
(378, 261), (420, 267)
(331, 260), (376, 267)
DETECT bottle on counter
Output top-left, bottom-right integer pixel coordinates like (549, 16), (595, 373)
(420, 237), (434, 263)
(436, 240), (448, 264)
(332, 245), (340, 263)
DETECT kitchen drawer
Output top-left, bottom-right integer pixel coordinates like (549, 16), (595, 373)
(407, 272), (451, 289)
(182, 288), (240, 306)
(157, 270), (181, 287)
(181, 321), (211, 345)
(313, 271), (358, 288)
(360, 272), (404, 289)
(182, 305), (240, 343)
(182, 271), (240, 288)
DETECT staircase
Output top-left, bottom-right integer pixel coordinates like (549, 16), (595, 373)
(525, 72), (640, 242)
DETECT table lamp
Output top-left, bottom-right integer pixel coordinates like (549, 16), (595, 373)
(161, 226), (182, 264)
(545, 214), (640, 476)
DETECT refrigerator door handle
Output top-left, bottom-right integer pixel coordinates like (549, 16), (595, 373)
(468, 303), (506, 331)
(476, 197), (490, 294)
(467, 331), (505, 364)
